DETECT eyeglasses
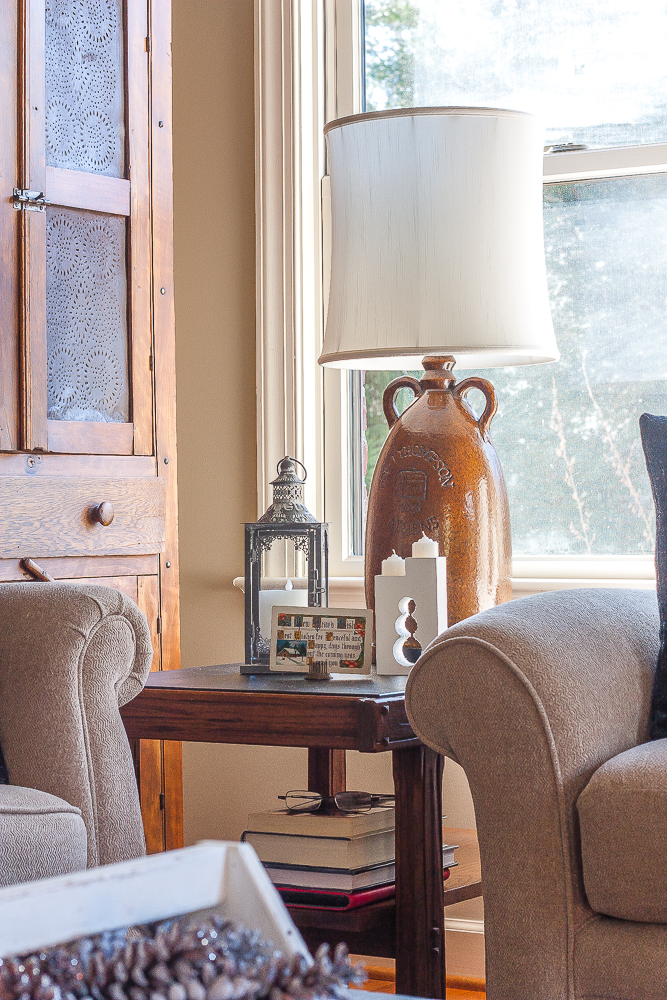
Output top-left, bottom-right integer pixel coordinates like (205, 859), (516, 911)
(278, 790), (395, 814)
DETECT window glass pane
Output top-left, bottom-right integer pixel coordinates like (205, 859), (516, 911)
(364, 0), (667, 148)
(359, 174), (667, 556)
(46, 0), (125, 177)
(46, 208), (129, 423)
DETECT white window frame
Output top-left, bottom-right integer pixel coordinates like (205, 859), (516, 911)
(254, 0), (661, 598)
(254, 0), (325, 531)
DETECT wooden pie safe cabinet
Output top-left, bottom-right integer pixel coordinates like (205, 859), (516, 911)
(0, 0), (182, 853)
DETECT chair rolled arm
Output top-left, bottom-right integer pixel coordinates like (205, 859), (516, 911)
(408, 588), (658, 770)
(0, 583), (154, 867)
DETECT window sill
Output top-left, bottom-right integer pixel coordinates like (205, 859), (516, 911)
(511, 577), (656, 596)
(233, 574), (657, 612)
(328, 574), (657, 610)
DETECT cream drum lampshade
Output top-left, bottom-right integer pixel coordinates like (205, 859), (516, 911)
(319, 107), (559, 370)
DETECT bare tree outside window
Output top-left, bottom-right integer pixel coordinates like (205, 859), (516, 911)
(355, 0), (667, 558)
(364, 0), (420, 111)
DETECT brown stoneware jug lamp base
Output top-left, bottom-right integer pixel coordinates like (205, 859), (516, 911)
(364, 355), (512, 628)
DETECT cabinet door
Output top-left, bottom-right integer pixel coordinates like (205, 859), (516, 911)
(22, 0), (151, 455)
(0, 0), (182, 854)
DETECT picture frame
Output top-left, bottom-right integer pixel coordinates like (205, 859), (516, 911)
(268, 606), (373, 675)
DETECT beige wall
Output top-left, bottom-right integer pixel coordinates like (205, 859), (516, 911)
(171, 0), (482, 931)
(170, 0), (399, 849)
(172, 0), (306, 847)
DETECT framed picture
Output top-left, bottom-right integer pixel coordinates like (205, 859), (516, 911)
(269, 606), (373, 675)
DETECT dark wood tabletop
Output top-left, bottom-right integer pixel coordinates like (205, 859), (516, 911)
(121, 663), (421, 752)
(142, 662), (410, 694)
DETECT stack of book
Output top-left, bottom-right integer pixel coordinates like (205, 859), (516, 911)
(242, 806), (457, 910)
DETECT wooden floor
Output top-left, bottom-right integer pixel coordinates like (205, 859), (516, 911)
(352, 966), (485, 999)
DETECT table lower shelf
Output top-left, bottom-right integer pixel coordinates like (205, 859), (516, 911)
(287, 828), (481, 959)
(292, 899), (397, 958)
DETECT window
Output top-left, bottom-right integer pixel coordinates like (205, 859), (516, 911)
(254, 1), (665, 589)
(345, 0), (667, 580)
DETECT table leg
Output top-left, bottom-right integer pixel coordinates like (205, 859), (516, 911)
(307, 748), (346, 797)
(393, 745), (446, 999)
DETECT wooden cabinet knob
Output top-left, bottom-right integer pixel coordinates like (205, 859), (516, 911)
(94, 501), (115, 526)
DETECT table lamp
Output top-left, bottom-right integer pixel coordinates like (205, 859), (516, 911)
(318, 107), (559, 625)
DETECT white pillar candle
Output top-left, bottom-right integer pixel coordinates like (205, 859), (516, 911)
(258, 580), (308, 639)
(381, 550), (406, 576)
(412, 532), (439, 559)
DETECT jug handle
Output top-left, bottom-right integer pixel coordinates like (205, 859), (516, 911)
(383, 375), (424, 428)
(453, 377), (497, 436)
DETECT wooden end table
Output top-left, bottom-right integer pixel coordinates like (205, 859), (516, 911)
(121, 664), (482, 999)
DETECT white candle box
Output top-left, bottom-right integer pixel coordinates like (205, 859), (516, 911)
(375, 556), (448, 675)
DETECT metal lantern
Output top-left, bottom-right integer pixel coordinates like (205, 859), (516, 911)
(244, 457), (329, 671)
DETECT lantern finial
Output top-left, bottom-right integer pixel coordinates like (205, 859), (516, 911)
(257, 456), (317, 524)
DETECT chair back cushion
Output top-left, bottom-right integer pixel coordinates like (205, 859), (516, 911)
(577, 737), (667, 921)
(0, 785), (87, 886)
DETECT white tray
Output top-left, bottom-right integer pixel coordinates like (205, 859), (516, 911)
(0, 840), (310, 961)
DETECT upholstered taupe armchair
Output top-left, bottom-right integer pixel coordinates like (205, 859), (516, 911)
(406, 588), (667, 1000)
(0, 584), (153, 886)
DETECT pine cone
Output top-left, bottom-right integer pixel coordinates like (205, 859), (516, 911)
(0, 914), (364, 1000)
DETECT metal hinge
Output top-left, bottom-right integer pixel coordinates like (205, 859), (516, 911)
(145, 35), (151, 52)
(159, 793), (165, 810)
(13, 188), (51, 212)
(156, 616), (162, 635)
(149, 354), (154, 371)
